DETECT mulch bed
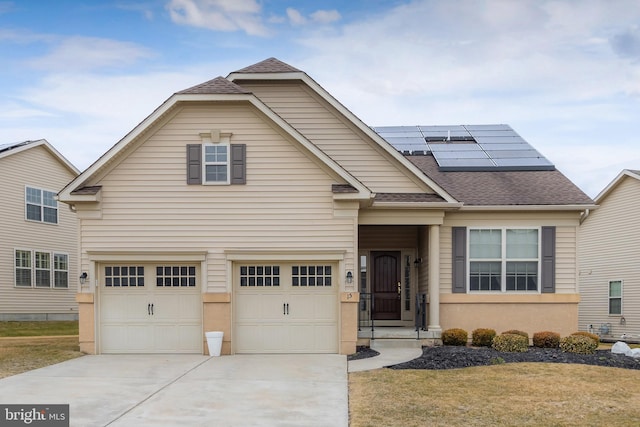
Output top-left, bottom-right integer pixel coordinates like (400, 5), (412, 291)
(388, 345), (640, 370)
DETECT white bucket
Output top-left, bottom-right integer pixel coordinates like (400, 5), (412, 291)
(205, 331), (224, 356)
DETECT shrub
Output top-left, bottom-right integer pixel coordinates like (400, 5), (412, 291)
(502, 329), (529, 342)
(571, 331), (600, 346)
(492, 333), (529, 352)
(560, 335), (598, 354)
(532, 331), (560, 348)
(441, 328), (468, 346)
(472, 328), (496, 347)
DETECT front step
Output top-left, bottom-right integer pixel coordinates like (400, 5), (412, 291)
(370, 338), (423, 350)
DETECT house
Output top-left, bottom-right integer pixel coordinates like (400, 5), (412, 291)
(579, 169), (640, 340)
(58, 58), (594, 355)
(0, 139), (79, 320)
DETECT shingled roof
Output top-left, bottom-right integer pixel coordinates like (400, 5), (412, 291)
(407, 155), (593, 206)
(177, 76), (251, 95)
(232, 57), (302, 74)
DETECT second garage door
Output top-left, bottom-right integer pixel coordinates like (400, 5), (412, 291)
(234, 262), (338, 353)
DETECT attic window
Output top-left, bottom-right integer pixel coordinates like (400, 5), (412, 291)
(187, 131), (246, 185)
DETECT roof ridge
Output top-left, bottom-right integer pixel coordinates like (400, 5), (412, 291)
(232, 57), (302, 74)
(177, 76), (251, 95)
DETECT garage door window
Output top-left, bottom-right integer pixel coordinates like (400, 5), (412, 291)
(156, 266), (197, 287)
(105, 266), (145, 287)
(240, 265), (280, 287)
(292, 265), (332, 287)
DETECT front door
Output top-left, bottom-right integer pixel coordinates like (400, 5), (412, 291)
(371, 251), (401, 320)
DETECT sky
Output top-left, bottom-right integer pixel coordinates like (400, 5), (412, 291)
(1, 0), (640, 198)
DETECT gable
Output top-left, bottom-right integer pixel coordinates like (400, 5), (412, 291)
(233, 80), (436, 194)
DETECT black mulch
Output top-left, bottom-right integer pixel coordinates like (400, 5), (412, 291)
(385, 345), (640, 370)
(347, 346), (380, 361)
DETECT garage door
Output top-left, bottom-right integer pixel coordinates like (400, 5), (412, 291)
(235, 262), (338, 353)
(99, 264), (202, 353)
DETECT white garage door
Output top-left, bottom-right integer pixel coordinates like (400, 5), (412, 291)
(235, 262), (338, 353)
(100, 264), (202, 353)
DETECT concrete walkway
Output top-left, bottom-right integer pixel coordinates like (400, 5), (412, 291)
(0, 354), (347, 427)
(347, 347), (423, 372)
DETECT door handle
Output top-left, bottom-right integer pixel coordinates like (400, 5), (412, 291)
(151, 303), (154, 315)
(148, 303), (151, 315)
(286, 303), (289, 315)
(283, 303), (290, 315)
(397, 282), (402, 295)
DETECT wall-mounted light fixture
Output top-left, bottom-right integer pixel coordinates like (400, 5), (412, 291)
(79, 272), (88, 285)
(414, 258), (422, 268)
(346, 271), (353, 284)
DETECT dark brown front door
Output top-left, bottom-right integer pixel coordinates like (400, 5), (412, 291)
(371, 251), (401, 320)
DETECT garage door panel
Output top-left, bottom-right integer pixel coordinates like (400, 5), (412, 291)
(99, 263), (202, 354)
(235, 262), (338, 354)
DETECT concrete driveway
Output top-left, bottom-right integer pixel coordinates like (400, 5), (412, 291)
(0, 354), (348, 426)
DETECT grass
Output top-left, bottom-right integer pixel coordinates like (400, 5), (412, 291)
(0, 320), (78, 337)
(0, 321), (83, 379)
(349, 363), (640, 426)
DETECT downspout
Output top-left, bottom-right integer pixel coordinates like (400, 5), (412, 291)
(579, 208), (590, 225)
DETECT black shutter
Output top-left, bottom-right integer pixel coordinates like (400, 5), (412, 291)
(541, 226), (556, 293)
(186, 144), (202, 185)
(452, 227), (467, 293)
(230, 144), (246, 185)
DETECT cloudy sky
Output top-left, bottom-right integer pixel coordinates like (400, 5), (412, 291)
(2, 0), (639, 197)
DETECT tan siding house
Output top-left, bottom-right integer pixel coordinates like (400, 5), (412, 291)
(59, 58), (594, 355)
(579, 170), (640, 339)
(0, 140), (79, 320)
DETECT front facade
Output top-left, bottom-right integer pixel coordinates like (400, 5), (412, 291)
(579, 170), (640, 339)
(59, 59), (594, 355)
(0, 140), (79, 320)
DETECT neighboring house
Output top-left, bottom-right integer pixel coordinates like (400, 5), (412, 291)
(579, 169), (640, 340)
(0, 139), (79, 320)
(58, 58), (594, 355)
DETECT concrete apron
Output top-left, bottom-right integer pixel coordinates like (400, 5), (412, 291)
(0, 354), (348, 427)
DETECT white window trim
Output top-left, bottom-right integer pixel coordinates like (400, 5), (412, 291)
(467, 227), (541, 294)
(608, 279), (623, 316)
(14, 248), (69, 289)
(24, 186), (58, 225)
(201, 131), (231, 185)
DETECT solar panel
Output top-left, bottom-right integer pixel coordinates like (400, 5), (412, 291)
(374, 124), (555, 171)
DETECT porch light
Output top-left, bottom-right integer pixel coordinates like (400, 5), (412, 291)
(79, 272), (88, 285)
(346, 271), (353, 284)
(414, 258), (422, 268)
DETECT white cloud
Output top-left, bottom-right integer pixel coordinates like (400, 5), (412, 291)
(27, 37), (155, 71)
(166, 0), (269, 36)
(286, 8), (340, 26)
(286, 8), (306, 26)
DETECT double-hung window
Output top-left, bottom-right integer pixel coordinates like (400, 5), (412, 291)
(469, 228), (539, 292)
(203, 143), (229, 184)
(609, 280), (622, 315)
(14, 249), (69, 289)
(26, 186), (58, 224)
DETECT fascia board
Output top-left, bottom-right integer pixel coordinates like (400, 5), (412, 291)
(227, 71), (457, 203)
(59, 92), (371, 202)
(594, 169), (640, 204)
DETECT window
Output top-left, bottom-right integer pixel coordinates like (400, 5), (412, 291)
(292, 265), (332, 287)
(609, 280), (622, 315)
(14, 250), (68, 288)
(15, 250), (32, 287)
(156, 266), (196, 287)
(26, 187), (58, 224)
(240, 265), (280, 287)
(105, 266), (145, 287)
(469, 228), (539, 292)
(203, 143), (229, 184)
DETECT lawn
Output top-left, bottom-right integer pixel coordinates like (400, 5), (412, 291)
(0, 321), (83, 379)
(349, 363), (640, 426)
